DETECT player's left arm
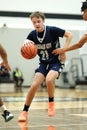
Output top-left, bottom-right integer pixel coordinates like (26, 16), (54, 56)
(63, 31), (73, 49)
(52, 31), (72, 55)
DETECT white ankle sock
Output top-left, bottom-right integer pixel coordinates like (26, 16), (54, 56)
(0, 105), (7, 112)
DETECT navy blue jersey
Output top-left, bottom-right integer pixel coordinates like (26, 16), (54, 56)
(27, 26), (65, 63)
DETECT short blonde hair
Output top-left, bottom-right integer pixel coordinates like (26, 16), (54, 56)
(30, 11), (45, 20)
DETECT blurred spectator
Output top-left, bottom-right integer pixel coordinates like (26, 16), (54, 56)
(0, 65), (10, 78)
(0, 65), (10, 83)
(13, 67), (24, 88)
(62, 61), (70, 83)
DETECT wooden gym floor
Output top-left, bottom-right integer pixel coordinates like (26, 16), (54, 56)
(0, 85), (87, 130)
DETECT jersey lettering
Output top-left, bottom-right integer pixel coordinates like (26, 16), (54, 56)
(36, 43), (52, 50)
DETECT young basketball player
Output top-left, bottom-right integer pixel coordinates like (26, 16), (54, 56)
(18, 11), (72, 121)
(52, 1), (87, 54)
(0, 43), (14, 122)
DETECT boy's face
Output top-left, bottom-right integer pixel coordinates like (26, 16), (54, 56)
(82, 9), (87, 20)
(31, 17), (44, 32)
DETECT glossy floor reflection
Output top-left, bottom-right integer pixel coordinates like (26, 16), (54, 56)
(0, 86), (87, 130)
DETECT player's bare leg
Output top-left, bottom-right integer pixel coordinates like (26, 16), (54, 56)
(18, 73), (45, 121)
(46, 70), (59, 116)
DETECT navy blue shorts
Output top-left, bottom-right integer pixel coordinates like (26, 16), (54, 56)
(35, 61), (64, 77)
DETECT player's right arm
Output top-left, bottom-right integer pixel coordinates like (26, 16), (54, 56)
(0, 43), (11, 71)
(53, 34), (87, 54)
(64, 34), (87, 52)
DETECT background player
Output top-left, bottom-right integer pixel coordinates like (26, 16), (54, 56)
(52, 1), (87, 54)
(0, 43), (14, 122)
(18, 11), (72, 121)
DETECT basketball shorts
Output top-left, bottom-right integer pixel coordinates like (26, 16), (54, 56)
(35, 61), (64, 77)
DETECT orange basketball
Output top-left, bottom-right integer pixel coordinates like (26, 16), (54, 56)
(21, 40), (37, 59)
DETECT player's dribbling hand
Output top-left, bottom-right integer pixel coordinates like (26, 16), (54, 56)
(24, 39), (35, 45)
(52, 48), (64, 55)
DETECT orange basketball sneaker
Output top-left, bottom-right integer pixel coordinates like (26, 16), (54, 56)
(18, 111), (28, 122)
(18, 121), (28, 130)
(48, 102), (55, 116)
